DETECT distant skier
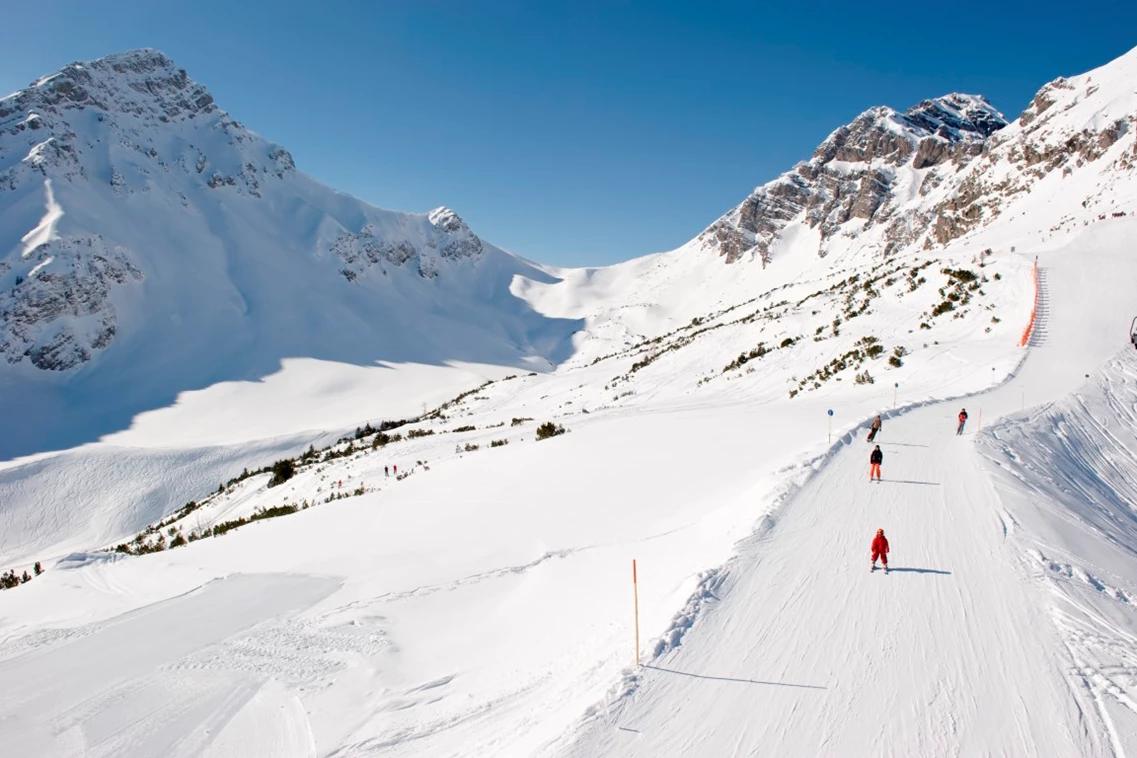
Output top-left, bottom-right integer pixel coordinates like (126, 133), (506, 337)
(384, 465), (389, 477)
(869, 445), (883, 481)
(867, 415), (882, 442)
(957, 408), (968, 436)
(393, 464), (398, 475)
(871, 528), (890, 573)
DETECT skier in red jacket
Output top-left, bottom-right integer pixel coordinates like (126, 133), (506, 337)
(871, 528), (889, 573)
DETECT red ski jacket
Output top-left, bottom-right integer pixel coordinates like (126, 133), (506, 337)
(871, 535), (889, 555)
(959, 411), (968, 422)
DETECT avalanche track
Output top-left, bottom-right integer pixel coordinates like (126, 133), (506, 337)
(554, 224), (1137, 756)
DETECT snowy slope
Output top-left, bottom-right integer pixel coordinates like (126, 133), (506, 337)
(0, 46), (1136, 758)
(0, 50), (581, 458)
(550, 216), (1137, 758)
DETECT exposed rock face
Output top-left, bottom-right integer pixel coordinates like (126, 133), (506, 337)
(699, 94), (1007, 265)
(697, 57), (1137, 265)
(0, 236), (142, 370)
(331, 207), (484, 281)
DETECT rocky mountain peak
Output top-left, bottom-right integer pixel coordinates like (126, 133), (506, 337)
(697, 47), (1135, 270)
(1, 48), (216, 125)
(902, 94), (1006, 140)
(428, 206), (467, 233)
(701, 91), (1008, 265)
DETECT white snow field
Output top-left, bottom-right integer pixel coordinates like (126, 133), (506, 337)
(1, 46), (1137, 757)
(1, 217), (1135, 757)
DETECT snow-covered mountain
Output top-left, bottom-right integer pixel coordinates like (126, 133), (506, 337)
(521, 46), (1136, 369)
(0, 50), (582, 456)
(695, 47), (1135, 267)
(700, 93), (1008, 264)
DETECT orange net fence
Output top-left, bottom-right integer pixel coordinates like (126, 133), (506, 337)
(1020, 258), (1039, 347)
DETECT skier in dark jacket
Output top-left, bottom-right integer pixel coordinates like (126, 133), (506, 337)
(867, 415), (882, 442)
(869, 445), (883, 481)
(957, 408), (968, 435)
(871, 529), (890, 572)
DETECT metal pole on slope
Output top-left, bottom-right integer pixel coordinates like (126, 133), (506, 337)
(633, 559), (640, 668)
(893, 383), (898, 409)
(827, 409), (834, 444)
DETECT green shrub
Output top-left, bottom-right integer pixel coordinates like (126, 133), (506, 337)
(536, 422), (566, 441)
(491, 439), (509, 447)
(268, 459), (295, 488)
(511, 417), (533, 426)
(452, 425), (476, 433)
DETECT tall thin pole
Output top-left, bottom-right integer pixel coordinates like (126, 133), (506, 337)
(633, 559), (640, 667)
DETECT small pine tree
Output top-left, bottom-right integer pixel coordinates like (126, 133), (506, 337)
(33, 561), (43, 576)
(268, 459), (295, 488)
(536, 422), (566, 441)
(20, 571), (31, 584)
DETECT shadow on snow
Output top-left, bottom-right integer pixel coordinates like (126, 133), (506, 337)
(644, 665), (827, 690)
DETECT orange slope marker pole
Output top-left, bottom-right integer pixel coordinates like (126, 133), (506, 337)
(633, 559), (640, 667)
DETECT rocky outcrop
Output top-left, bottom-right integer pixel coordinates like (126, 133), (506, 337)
(0, 237), (143, 370)
(698, 94), (1007, 264)
(331, 207), (484, 281)
(698, 55), (1137, 264)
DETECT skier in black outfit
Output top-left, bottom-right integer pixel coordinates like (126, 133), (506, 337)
(869, 445), (883, 481)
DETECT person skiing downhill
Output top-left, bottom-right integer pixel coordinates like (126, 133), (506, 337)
(867, 415), (882, 442)
(957, 408), (969, 435)
(871, 528), (890, 572)
(869, 445), (883, 481)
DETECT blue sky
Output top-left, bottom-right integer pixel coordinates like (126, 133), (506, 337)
(3, 1), (1135, 266)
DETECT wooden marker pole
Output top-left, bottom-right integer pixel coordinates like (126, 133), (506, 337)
(977, 408), (982, 433)
(633, 559), (641, 667)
